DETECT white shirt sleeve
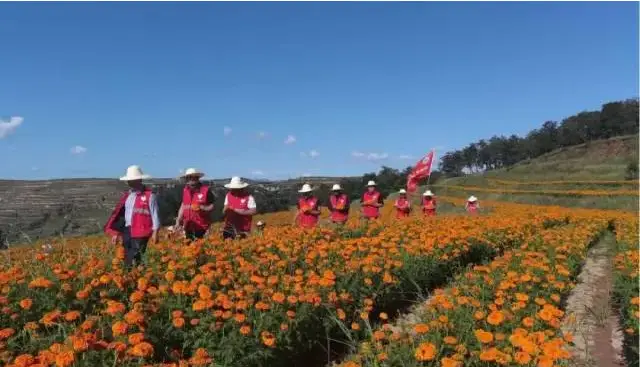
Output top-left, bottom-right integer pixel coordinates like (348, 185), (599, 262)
(248, 195), (256, 210)
(224, 195), (228, 206)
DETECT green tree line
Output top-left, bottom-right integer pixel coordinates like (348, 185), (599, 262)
(439, 98), (639, 175)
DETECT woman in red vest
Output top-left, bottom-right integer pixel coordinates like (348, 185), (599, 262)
(465, 195), (479, 215)
(394, 189), (411, 219)
(422, 190), (437, 217)
(104, 165), (160, 269)
(295, 183), (321, 228)
(175, 168), (214, 241)
(222, 177), (257, 240)
(328, 184), (350, 225)
(361, 180), (384, 220)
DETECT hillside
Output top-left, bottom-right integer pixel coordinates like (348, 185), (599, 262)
(430, 135), (639, 211)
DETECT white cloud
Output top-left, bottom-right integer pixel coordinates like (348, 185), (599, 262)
(251, 170), (265, 176)
(309, 149), (320, 158)
(352, 151), (365, 158)
(257, 131), (267, 140)
(366, 152), (389, 161)
(0, 116), (24, 139)
(301, 172), (312, 177)
(399, 154), (414, 160)
(284, 135), (296, 145)
(70, 145), (87, 155)
(223, 126), (232, 136)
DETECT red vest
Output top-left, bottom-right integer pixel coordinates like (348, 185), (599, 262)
(395, 197), (410, 218)
(330, 194), (349, 223)
(104, 189), (153, 239)
(422, 198), (437, 216)
(362, 191), (381, 219)
(225, 192), (253, 232)
(130, 190), (154, 238)
(182, 185), (211, 231)
(467, 202), (478, 214)
(297, 196), (319, 228)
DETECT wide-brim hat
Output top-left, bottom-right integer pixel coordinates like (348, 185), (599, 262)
(398, 189), (407, 194)
(423, 190), (434, 196)
(366, 180), (376, 187)
(468, 196), (478, 202)
(224, 176), (249, 189)
(119, 165), (151, 181)
(181, 168), (205, 178)
(298, 183), (314, 193)
(331, 184), (342, 191)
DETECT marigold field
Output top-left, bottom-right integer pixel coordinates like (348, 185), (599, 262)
(0, 197), (637, 367)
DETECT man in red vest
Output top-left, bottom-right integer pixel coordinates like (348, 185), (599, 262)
(328, 184), (350, 225)
(361, 180), (383, 220)
(222, 177), (257, 240)
(295, 183), (321, 228)
(465, 195), (479, 215)
(394, 189), (411, 218)
(175, 168), (215, 240)
(104, 165), (160, 269)
(422, 190), (437, 217)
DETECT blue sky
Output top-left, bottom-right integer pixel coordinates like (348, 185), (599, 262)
(0, 2), (637, 180)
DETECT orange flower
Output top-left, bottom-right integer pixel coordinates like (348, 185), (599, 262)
(19, 298), (33, 310)
(487, 310), (505, 325)
(474, 329), (494, 344)
(172, 317), (185, 328)
(111, 321), (128, 336)
(413, 323), (430, 334)
(128, 341), (154, 358)
(414, 342), (436, 361)
(54, 350), (75, 367)
(128, 332), (145, 345)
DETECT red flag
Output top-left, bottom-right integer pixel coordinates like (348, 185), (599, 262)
(407, 150), (435, 193)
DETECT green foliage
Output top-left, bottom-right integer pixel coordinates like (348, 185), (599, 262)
(624, 159), (639, 180)
(440, 98), (639, 175)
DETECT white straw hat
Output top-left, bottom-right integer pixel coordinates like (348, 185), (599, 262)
(398, 189), (407, 194)
(366, 180), (376, 187)
(181, 168), (205, 178)
(468, 196), (478, 202)
(298, 183), (314, 193)
(224, 176), (249, 189)
(423, 190), (434, 196)
(331, 184), (342, 191)
(119, 165), (151, 181)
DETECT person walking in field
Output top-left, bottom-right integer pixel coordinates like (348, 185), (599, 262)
(394, 189), (411, 219)
(465, 195), (479, 215)
(295, 183), (321, 228)
(104, 165), (160, 269)
(328, 184), (350, 225)
(174, 168), (215, 241)
(222, 176), (257, 240)
(361, 180), (383, 220)
(422, 190), (437, 217)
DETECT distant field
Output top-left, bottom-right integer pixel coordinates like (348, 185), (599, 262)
(430, 135), (639, 211)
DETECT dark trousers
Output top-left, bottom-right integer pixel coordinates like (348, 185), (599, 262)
(185, 229), (207, 241)
(222, 226), (248, 240)
(122, 227), (149, 268)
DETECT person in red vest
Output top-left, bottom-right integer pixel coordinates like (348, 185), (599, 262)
(295, 183), (321, 228)
(394, 189), (411, 218)
(174, 168), (215, 241)
(465, 195), (479, 215)
(222, 176), (257, 240)
(361, 180), (384, 220)
(104, 165), (160, 269)
(422, 190), (437, 217)
(328, 184), (350, 225)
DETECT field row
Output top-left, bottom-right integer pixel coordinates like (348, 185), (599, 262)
(435, 184), (639, 197)
(486, 178), (639, 186)
(336, 211), (615, 367)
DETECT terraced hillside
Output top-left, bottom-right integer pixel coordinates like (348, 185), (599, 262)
(431, 135), (639, 211)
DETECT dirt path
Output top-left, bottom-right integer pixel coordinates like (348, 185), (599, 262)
(561, 232), (625, 367)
